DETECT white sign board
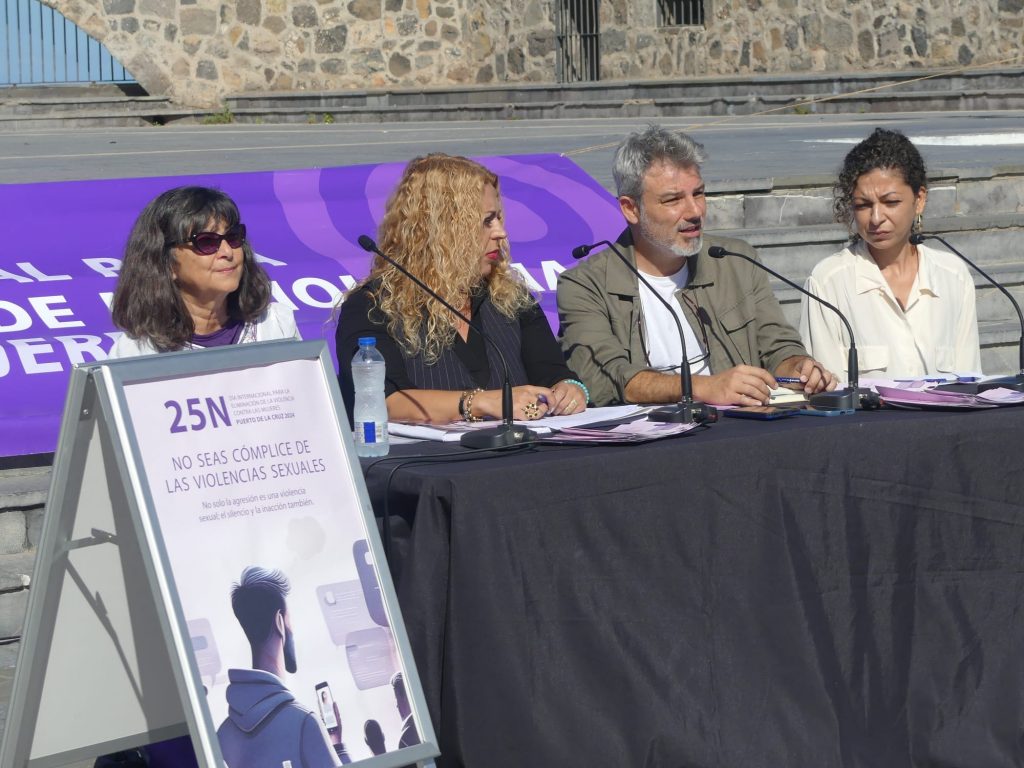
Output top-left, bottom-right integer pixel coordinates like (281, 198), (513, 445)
(2, 341), (438, 768)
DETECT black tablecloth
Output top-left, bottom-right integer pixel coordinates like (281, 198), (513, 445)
(362, 408), (1024, 768)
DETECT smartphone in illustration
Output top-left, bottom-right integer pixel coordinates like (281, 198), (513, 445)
(353, 539), (388, 627)
(315, 681), (339, 731)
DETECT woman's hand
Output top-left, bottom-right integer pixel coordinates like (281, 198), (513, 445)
(474, 385), (555, 421)
(547, 380), (587, 415)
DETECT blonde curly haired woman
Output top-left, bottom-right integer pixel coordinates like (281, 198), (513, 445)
(336, 154), (587, 424)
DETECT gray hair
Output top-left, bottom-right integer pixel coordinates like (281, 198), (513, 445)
(612, 125), (707, 199)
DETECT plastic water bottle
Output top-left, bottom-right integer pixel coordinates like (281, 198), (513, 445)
(351, 337), (389, 457)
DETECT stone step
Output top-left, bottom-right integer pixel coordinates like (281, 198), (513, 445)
(721, 213), (1024, 278)
(0, 464), (47, 677)
(708, 171), (1024, 230)
(223, 88), (1024, 124)
(0, 83), (146, 99)
(0, 106), (203, 130)
(977, 319), (1020, 374)
(3, 66), (1022, 129)
(0, 89), (198, 128)
(0, 467), (50, 511)
(0, 94), (172, 115)
(226, 66), (1024, 109)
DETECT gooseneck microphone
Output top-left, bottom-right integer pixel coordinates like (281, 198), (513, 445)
(357, 235), (537, 449)
(911, 232), (1024, 392)
(573, 240), (716, 424)
(707, 245), (865, 411)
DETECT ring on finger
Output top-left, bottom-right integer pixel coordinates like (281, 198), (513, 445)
(568, 398), (578, 410)
(523, 401), (540, 420)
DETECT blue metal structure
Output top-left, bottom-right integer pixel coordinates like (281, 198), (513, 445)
(1, 0), (135, 86)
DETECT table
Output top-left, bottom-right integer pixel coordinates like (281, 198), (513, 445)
(361, 408), (1024, 768)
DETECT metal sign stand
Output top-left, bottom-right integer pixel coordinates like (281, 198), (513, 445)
(1, 341), (438, 768)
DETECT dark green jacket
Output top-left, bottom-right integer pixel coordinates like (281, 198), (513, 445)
(556, 230), (807, 406)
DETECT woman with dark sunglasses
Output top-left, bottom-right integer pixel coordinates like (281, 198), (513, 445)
(108, 185), (298, 358)
(99, 186), (303, 768)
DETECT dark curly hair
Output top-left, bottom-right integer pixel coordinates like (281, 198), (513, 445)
(833, 128), (927, 238)
(231, 566), (290, 647)
(111, 186), (271, 351)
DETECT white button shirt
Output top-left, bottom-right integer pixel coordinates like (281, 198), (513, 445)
(799, 241), (981, 382)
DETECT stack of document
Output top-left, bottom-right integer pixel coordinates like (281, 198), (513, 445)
(541, 418), (699, 443)
(768, 386), (807, 405)
(874, 385), (1024, 410)
(388, 405), (651, 442)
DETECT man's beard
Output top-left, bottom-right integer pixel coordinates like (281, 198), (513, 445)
(284, 627), (297, 673)
(639, 207), (703, 258)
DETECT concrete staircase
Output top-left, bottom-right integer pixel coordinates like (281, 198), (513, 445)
(707, 166), (1024, 374)
(0, 83), (199, 130)
(2, 66), (1022, 129)
(223, 66), (1024, 124)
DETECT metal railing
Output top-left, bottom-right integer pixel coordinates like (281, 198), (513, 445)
(555, 0), (600, 83)
(657, 0), (705, 27)
(1, 0), (134, 86)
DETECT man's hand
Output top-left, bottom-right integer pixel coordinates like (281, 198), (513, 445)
(692, 365), (777, 405)
(775, 355), (837, 394)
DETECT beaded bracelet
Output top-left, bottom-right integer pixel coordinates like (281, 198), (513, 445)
(561, 378), (590, 404)
(460, 388), (484, 422)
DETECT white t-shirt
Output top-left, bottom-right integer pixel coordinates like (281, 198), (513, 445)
(107, 303), (300, 358)
(638, 264), (710, 376)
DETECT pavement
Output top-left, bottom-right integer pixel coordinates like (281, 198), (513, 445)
(2, 111), (1023, 190)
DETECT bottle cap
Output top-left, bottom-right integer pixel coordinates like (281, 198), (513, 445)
(358, 336), (375, 346)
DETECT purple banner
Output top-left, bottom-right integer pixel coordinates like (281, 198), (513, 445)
(0, 154), (620, 457)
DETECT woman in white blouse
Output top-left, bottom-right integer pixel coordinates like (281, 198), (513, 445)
(799, 128), (981, 381)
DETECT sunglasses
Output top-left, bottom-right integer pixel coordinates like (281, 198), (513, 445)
(172, 224), (246, 256)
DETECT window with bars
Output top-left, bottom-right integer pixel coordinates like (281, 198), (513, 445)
(556, 0), (601, 83)
(657, 0), (705, 27)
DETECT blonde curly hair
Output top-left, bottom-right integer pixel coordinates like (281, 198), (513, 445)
(357, 154), (532, 363)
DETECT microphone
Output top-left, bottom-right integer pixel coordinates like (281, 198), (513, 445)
(357, 235), (537, 449)
(707, 245), (868, 411)
(911, 232), (1024, 392)
(573, 240), (716, 424)
(570, 244), (594, 260)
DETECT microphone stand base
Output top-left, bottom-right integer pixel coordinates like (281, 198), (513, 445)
(808, 388), (860, 411)
(648, 400), (718, 425)
(460, 423), (539, 450)
(977, 374), (1024, 393)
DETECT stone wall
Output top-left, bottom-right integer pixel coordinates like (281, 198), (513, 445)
(599, 0), (1023, 80)
(37, 0), (1024, 109)
(47, 0), (564, 106)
